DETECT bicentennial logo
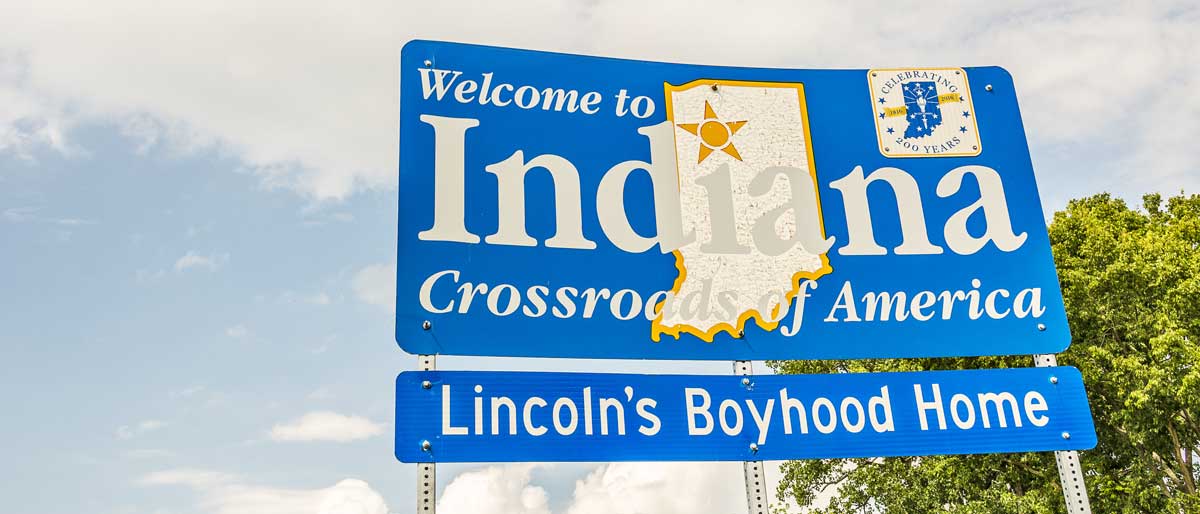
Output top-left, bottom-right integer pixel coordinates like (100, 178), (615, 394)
(869, 68), (981, 158)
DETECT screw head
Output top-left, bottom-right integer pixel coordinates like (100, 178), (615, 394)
(1049, 376), (1058, 384)
(1037, 323), (1046, 331)
(711, 84), (718, 91)
(421, 380), (432, 389)
(741, 377), (751, 386)
(421, 440), (432, 451)
(423, 59), (432, 66)
(749, 443), (759, 452)
(985, 84), (993, 92)
(422, 320), (432, 330)
(1061, 432), (1071, 440)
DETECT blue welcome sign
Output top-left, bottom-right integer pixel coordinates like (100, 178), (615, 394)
(395, 367), (1096, 462)
(397, 40), (1068, 360)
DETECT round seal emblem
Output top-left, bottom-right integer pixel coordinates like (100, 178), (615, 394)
(868, 68), (981, 158)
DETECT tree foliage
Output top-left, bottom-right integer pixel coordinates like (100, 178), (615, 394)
(772, 193), (1200, 513)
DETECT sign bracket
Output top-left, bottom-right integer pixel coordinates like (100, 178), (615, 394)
(1035, 354), (1092, 514)
(734, 360), (769, 514)
(417, 355), (437, 514)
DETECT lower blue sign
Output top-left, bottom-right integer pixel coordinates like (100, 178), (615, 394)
(395, 367), (1094, 462)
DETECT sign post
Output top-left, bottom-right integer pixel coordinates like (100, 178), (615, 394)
(416, 355), (436, 514)
(393, 40), (1098, 512)
(1036, 354), (1093, 514)
(734, 361), (769, 514)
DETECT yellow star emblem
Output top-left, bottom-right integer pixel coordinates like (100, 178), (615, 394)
(676, 101), (747, 164)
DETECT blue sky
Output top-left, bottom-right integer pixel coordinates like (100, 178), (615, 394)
(2, 1), (1197, 513)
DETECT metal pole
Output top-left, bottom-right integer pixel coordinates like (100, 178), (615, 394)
(1034, 354), (1092, 514)
(734, 360), (770, 514)
(417, 355), (437, 514)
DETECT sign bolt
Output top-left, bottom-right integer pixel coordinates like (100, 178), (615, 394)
(421, 380), (432, 389)
(749, 443), (759, 452)
(1037, 323), (1046, 331)
(741, 377), (751, 386)
(711, 84), (718, 91)
(985, 84), (993, 92)
(1049, 376), (1058, 384)
(423, 59), (432, 66)
(1061, 432), (1071, 440)
(422, 320), (432, 330)
(421, 440), (432, 451)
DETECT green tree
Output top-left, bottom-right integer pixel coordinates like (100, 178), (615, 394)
(772, 193), (1200, 513)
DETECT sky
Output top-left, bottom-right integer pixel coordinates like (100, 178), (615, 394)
(1, 1), (1197, 513)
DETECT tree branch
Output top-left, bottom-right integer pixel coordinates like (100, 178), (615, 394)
(1167, 420), (1197, 494)
(1149, 449), (1183, 486)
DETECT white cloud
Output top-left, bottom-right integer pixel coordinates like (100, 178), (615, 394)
(1, 207), (37, 223)
(2, 206), (96, 225)
(436, 462), (802, 514)
(439, 464), (551, 514)
(351, 264), (394, 308)
(174, 251), (228, 272)
(0, 49), (71, 158)
(0, 1), (586, 200)
(140, 468), (237, 488)
(143, 463), (791, 514)
(268, 411), (384, 443)
(566, 463), (750, 514)
(117, 419), (168, 440)
(140, 248), (234, 283)
(1, 2), (1195, 204)
(224, 324), (248, 339)
(140, 469), (388, 514)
